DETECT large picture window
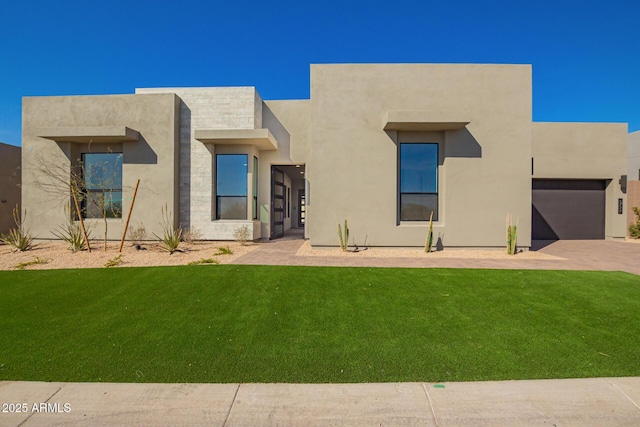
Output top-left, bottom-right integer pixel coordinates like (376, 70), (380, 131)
(399, 143), (438, 221)
(216, 154), (248, 220)
(81, 153), (123, 219)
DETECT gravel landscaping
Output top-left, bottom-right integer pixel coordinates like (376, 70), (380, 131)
(0, 240), (258, 270)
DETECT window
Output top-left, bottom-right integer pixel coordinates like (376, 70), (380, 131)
(252, 156), (258, 220)
(81, 153), (123, 219)
(399, 143), (438, 221)
(216, 154), (248, 219)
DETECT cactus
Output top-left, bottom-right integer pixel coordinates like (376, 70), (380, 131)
(425, 211), (434, 253)
(506, 213), (518, 255)
(337, 219), (349, 252)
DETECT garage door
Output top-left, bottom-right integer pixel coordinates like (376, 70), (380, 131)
(532, 179), (606, 240)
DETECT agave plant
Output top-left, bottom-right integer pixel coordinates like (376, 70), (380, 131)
(0, 206), (34, 252)
(52, 205), (91, 252)
(153, 204), (182, 254)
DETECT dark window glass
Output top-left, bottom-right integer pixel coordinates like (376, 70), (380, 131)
(253, 157), (258, 220)
(399, 144), (438, 221)
(81, 153), (123, 219)
(216, 154), (248, 219)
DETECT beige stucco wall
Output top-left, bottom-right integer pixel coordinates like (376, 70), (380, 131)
(22, 94), (180, 240)
(630, 131), (640, 181)
(307, 64), (533, 248)
(532, 122), (628, 239)
(0, 142), (21, 235)
(628, 131), (640, 235)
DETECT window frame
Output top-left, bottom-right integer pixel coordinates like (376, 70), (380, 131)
(79, 152), (123, 219)
(215, 154), (249, 220)
(398, 143), (439, 222)
(252, 156), (258, 220)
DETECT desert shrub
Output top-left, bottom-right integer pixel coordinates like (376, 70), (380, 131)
(14, 256), (49, 270)
(233, 225), (251, 246)
(128, 222), (148, 245)
(630, 207), (640, 238)
(214, 246), (233, 256)
(187, 258), (219, 266)
(1, 206), (34, 252)
(182, 226), (202, 245)
(104, 254), (123, 268)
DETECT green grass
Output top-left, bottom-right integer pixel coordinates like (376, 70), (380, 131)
(0, 266), (639, 383)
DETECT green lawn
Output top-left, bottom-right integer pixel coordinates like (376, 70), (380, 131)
(1, 265), (639, 383)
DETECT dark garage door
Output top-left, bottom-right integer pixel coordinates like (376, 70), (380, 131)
(532, 179), (606, 240)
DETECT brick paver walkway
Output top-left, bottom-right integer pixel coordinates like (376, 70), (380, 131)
(233, 234), (640, 275)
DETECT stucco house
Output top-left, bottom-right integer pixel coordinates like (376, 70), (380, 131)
(21, 64), (629, 249)
(0, 142), (21, 235)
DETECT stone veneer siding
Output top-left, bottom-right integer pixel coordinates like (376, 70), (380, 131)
(135, 87), (262, 238)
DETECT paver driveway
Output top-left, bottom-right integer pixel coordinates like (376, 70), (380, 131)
(233, 236), (640, 275)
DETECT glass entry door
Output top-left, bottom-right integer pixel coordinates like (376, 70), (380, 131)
(271, 167), (285, 239)
(298, 189), (305, 228)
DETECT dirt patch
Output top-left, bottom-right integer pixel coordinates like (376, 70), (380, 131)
(0, 240), (258, 271)
(295, 241), (565, 260)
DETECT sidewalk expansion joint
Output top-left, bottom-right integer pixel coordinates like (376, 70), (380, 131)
(222, 383), (241, 427)
(17, 385), (63, 427)
(606, 378), (640, 411)
(422, 383), (440, 427)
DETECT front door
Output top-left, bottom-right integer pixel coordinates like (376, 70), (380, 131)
(270, 167), (285, 239)
(298, 189), (305, 228)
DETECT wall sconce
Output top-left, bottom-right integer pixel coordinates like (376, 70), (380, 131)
(619, 175), (627, 194)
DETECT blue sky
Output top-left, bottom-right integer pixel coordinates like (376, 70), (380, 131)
(1, 0), (638, 146)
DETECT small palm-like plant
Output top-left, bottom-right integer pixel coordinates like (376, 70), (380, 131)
(154, 204), (182, 254)
(1, 205), (34, 252)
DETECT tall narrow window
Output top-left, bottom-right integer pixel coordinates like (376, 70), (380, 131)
(399, 143), (438, 221)
(216, 154), (248, 220)
(81, 153), (123, 219)
(252, 156), (258, 220)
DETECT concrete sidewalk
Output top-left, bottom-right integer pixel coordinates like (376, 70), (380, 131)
(1, 377), (639, 426)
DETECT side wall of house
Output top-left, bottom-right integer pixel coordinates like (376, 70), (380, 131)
(628, 131), (640, 235)
(0, 143), (21, 235)
(308, 64), (533, 248)
(22, 94), (180, 240)
(532, 122), (628, 239)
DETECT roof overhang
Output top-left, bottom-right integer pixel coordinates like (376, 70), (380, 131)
(195, 129), (278, 151)
(37, 126), (140, 143)
(383, 111), (470, 132)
